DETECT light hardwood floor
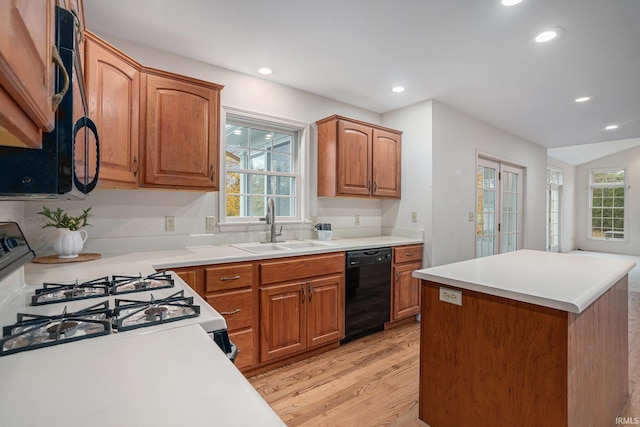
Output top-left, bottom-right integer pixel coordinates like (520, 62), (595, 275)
(250, 292), (640, 427)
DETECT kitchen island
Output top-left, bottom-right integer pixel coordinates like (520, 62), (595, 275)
(412, 249), (635, 427)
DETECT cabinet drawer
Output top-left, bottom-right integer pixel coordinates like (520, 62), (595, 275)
(205, 263), (253, 292)
(229, 328), (255, 371)
(259, 252), (345, 285)
(205, 288), (253, 331)
(393, 245), (423, 264)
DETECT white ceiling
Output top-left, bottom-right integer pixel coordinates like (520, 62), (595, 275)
(83, 0), (640, 164)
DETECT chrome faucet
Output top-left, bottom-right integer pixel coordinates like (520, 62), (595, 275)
(263, 196), (282, 243)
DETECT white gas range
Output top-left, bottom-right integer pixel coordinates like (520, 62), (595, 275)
(0, 222), (284, 427)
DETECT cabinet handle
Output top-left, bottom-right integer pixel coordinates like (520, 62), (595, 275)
(396, 271), (400, 283)
(210, 164), (215, 182)
(220, 308), (241, 315)
(368, 180), (371, 191)
(302, 285), (306, 303)
(51, 45), (70, 112)
(309, 285), (313, 302)
(373, 180), (378, 192)
(220, 275), (241, 281)
(132, 156), (139, 177)
(405, 253), (413, 257)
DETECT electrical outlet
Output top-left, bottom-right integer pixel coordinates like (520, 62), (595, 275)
(165, 216), (175, 232)
(355, 215), (360, 226)
(206, 216), (216, 232)
(439, 287), (462, 306)
(411, 212), (417, 222)
(469, 211), (475, 222)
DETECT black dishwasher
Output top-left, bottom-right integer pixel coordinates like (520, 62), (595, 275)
(342, 247), (392, 344)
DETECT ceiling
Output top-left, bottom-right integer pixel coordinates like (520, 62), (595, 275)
(83, 0), (640, 164)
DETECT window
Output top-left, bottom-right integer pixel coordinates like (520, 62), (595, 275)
(589, 169), (626, 240)
(223, 113), (302, 223)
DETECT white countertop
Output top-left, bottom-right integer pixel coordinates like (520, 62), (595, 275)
(0, 324), (285, 427)
(412, 249), (635, 313)
(24, 235), (423, 284)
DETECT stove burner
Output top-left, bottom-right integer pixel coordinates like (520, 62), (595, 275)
(112, 291), (200, 332)
(144, 306), (168, 321)
(46, 320), (79, 339)
(0, 302), (112, 356)
(111, 271), (174, 295)
(31, 277), (111, 306)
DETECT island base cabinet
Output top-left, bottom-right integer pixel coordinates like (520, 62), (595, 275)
(418, 277), (629, 427)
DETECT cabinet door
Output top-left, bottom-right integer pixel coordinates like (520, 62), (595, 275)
(306, 275), (344, 348)
(173, 266), (204, 297)
(372, 128), (401, 198)
(337, 120), (372, 196)
(392, 262), (422, 321)
(260, 282), (306, 363)
(85, 33), (140, 187)
(144, 73), (220, 190)
(0, 0), (55, 148)
(229, 328), (256, 371)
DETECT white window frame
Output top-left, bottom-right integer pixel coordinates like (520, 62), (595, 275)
(219, 107), (310, 228)
(587, 168), (627, 241)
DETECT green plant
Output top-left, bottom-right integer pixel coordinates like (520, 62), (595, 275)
(38, 206), (92, 231)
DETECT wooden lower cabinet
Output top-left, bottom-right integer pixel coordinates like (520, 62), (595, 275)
(392, 262), (422, 321)
(259, 253), (345, 364)
(391, 244), (423, 322)
(173, 263), (258, 372)
(260, 274), (344, 363)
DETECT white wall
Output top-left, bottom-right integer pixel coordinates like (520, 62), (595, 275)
(547, 157), (577, 252)
(382, 100), (433, 266)
(575, 146), (640, 255)
(0, 202), (24, 224)
(430, 101), (547, 266)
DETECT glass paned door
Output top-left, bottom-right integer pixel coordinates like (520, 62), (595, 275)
(476, 159), (499, 257)
(476, 159), (524, 258)
(547, 168), (562, 252)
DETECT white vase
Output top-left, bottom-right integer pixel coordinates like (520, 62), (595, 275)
(53, 228), (88, 259)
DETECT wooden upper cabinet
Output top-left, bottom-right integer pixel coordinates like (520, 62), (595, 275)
(337, 120), (372, 196)
(142, 70), (222, 190)
(317, 115), (402, 198)
(372, 128), (401, 197)
(85, 31), (141, 188)
(0, 0), (55, 148)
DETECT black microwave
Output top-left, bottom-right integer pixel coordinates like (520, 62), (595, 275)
(0, 6), (99, 200)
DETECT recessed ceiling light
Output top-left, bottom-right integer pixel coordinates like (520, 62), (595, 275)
(391, 86), (405, 93)
(534, 28), (564, 43)
(501, 0), (523, 6)
(605, 124), (619, 131)
(574, 96), (593, 103)
(258, 66), (273, 75)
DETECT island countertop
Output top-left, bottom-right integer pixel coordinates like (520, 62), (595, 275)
(412, 249), (635, 313)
